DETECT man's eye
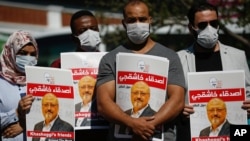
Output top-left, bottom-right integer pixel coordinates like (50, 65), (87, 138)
(90, 27), (98, 31)
(126, 18), (137, 23)
(30, 52), (37, 56)
(78, 29), (88, 35)
(138, 17), (148, 22)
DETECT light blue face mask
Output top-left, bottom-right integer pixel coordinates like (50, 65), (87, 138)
(195, 25), (219, 49)
(76, 29), (101, 51)
(126, 23), (150, 44)
(16, 55), (37, 73)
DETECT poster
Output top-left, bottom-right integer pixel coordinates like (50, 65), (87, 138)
(61, 52), (108, 130)
(188, 70), (248, 141)
(115, 52), (169, 141)
(25, 66), (74, 141)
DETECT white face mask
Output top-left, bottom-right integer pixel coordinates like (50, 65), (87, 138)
(126, 23), (150, 44)
(16, 55), (37, 73)
(195, 25), (219, 49)
(77, 29), (101, 51)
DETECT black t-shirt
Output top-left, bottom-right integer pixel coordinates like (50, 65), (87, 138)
(195, 51), (222, 72)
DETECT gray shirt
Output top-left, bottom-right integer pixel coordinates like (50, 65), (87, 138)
(97, 42), (185, 141)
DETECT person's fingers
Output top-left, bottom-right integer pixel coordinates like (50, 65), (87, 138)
(183, 111), (190, 117)
(184, 106), (195, 114)
(18, 95), (34, 114)
(142, 116), (155, 121)
(241, 101), (250, 114)
(3, 128), (13, 138)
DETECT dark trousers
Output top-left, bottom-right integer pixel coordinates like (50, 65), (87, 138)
(75, 129), (109, 141)
(176, 118), (191, 141)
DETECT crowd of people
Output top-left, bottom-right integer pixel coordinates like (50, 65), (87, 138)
(1, 0), (250, 141)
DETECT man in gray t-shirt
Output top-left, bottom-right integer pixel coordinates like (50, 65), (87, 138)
(96, 1), (186, 141)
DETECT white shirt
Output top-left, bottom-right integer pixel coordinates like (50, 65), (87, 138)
(40, 115), (58, 141)
(76, 102), (91, 127)
(130, 104), (149, 118)
(209, 120), (226, 137)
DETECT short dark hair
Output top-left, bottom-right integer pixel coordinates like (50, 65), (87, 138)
(122, 0), (148, 18)
(187, 2), (218, 26)
(70, 10), (95, 34)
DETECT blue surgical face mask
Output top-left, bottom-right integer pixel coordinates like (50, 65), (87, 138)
(16, 55), (37, 73)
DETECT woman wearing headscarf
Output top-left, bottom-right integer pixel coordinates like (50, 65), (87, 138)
(0, 30), (38, 141)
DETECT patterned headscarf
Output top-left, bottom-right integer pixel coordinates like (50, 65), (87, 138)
(0, 30), (38, 85)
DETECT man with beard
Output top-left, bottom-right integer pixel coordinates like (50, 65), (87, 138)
(32, 93), (73, 141)
(118, 81), (162, 139)
(199, 98), (230, 137)
(75, 75), (98, 127)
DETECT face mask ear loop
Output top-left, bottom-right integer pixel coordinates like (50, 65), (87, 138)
(216, 26), (220, 32)
(190, 25), (199, 39)
(191, 25), (198, 31)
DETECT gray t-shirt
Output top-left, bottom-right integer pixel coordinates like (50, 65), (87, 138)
(96, 42), (185, 141)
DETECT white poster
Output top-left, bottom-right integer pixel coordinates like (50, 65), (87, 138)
(25, 66), (74, 141)
(115, 52), (169, 141)
(61, 52), (108, 130)
(188, 70), (248, 141)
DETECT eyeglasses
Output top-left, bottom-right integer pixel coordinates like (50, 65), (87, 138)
(197, 20), (219, 30)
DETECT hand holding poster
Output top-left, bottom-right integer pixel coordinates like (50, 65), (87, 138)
(188, 70), (248, 141)
(115, 52), (169, 141)
(61, 52), (108, 130)
(25, 66), (74, 141)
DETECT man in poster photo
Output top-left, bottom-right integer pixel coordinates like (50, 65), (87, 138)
(199, 98), (230, 137)
(118, 81), (161, 139)
(75, 75), (99, 127)
(32, 93), (73, 141)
